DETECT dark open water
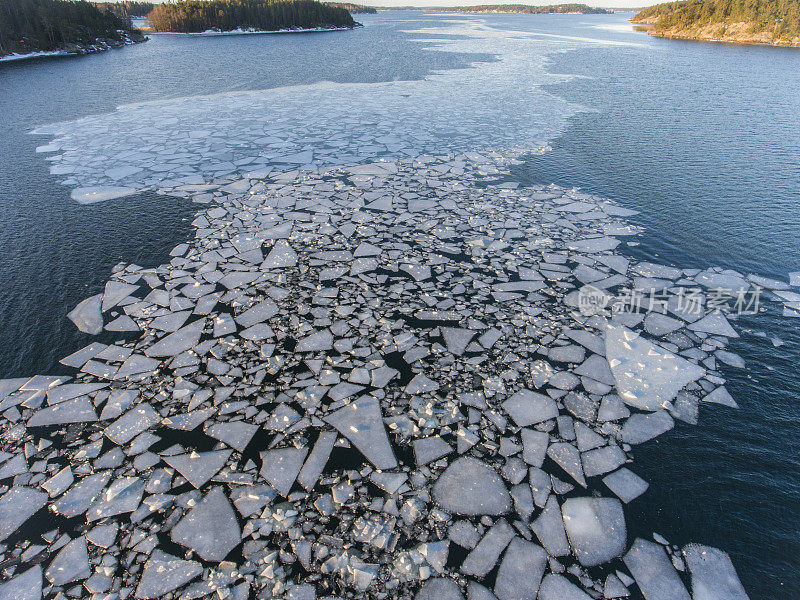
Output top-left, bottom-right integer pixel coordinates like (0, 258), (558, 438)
(1, 12), (798, 598)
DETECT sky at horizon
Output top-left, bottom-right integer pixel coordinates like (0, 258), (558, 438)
(365, 0), (645, 8)
(95, 0), (657, 13)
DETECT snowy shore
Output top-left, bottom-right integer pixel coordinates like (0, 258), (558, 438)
(149, 25), (357, 36)
(0, 35), (146, 64)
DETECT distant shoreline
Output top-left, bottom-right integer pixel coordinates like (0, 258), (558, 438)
(148, 25), (359, 36)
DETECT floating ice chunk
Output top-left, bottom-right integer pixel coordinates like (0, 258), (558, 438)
(549, 344), (586, 364)
(260, 447), (308, 496)
(688, 312), (738, 338)
(442, 327), (475, 356)
(547, 442), (586, 487)
(644, 313), (684, 337)
(406, 373), (439, 394)
(354, 242), (382, 257)
(105, 315), (140, 331)
(324, 396), (397, 470)
(537, 574), (593, 600)
(575, 354), (615, 386)
(144, 320), (205, 357)
(297, 430), (337, 491)
(493, 537), (548, 600)
(67, 294), (103, 334)
(275, 150), (314, 164)
(206, 421), (258, 452)
(702, 386), (738, 408)
(27, 396), (97, 426)
(163, 408), (214, 431)
(87, 476), (144, 520)
(106, 165), (142, 180)
(150, 310), (191, 333)
(748, 274), (788, 290)
(621, 410), (674, 445)
(494, 280), (546, 293)
(240, 322), (274, 341)
(45, 537), (90, 585)
(467, 581), (498, 600)
(102, 281), (139, 312)
(433, 456), (511, 516)
(52, 473), (110, 517)
(715, 349), (745, 368)
(86, 522), (118, 548)
(230, 233), (262, 253)
(0, 378), (28, 403)
(0, 486), (47, 541)
(401, 263), (431, 281)
(164, 450), (232, 489)
(135, 550), (202, 599)
(104, 403), (159, 445)
(603, 573), (631, 598)
(213, 313), (236, 337)
(623, 538), (691, 600)
(568, 237), (620, 253)
(683, 543), (749, 600)
(0, 565), (42, 600)
(98, 390), (137, 421)
(575, 422), (604, 452)
(694, 272), (749, 294)
(296, 329), (334, 352)
(564, 392), (599, 423)
(171, 487), (241, 561)
(415, 578), (465, 600)
(328, 382), (365, 401)
(235, 299), (278, 328)
(605, 324), (704, 411)
(71, 186), (136, 204)
(531, 495), (570, 556)
(351, 257), (378, 275)
(0, 454), (27, 479)
(598, 395), (631, 422)
(371, 365), (399, 388)
(461, 518), (515, 577)
(232, 484), (277, 518)
(262, 240), (298, 268)
(503, 389), (558, 427)
(115, 354), (160, 379)
(790, 271), (800, 287)
(449, 520), (481, 550)
(582, 445), (626, 477)
(529, 467), (551, 508)
(602, 468), (649, 503)
(521, 429), (549, 467)
(562, 497), (626, 567)
(414, 436), (453, 466)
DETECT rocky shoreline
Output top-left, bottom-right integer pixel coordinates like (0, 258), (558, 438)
(0, 31), (147, 63)
(644, 29), (800, 47)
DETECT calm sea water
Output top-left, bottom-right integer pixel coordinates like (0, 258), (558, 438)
(1, 12), (798, 598)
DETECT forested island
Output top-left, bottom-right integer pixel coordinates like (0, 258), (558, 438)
(325, 2), (377, 13)
(0, 0), (145, 60)
(92, 1), (156, 19)
(147, 0), (358, 33)
(632, 0), (800, 46)
(436, 4), (612, 14)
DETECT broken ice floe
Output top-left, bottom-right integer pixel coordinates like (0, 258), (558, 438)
(30, 20), (589, 204)
(0, 151), (767, 599)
